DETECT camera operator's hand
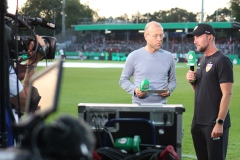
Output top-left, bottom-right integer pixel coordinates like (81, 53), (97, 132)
(27, 35), (45, 65)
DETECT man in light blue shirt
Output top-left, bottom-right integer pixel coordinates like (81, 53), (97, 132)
(119, 21), (176, 104)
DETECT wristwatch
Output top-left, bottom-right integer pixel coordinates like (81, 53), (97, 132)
(216, 118), (224, 125)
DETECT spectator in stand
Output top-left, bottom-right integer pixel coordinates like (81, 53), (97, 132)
(238, 43), (240, 56)
(79, 50), (83, 60)
(59, 49), (66, 60)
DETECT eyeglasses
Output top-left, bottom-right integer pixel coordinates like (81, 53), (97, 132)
(147, 34), (165, 39)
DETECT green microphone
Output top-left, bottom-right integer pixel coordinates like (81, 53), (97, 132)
(114, 135), (165, 152)
(114, 135), (141, 152)
(187, 51), (196, 83)
(140, 79), (149, 92)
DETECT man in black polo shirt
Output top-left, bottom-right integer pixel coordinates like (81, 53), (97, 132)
(186, 23), (233, 160)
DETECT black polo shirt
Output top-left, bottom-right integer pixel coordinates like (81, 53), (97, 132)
(193, 51), (233, 127)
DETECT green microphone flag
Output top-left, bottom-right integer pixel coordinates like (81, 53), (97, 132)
(187, 51), (196, 67)
(187, 51), (196, 84)
(140, 79), (149, 92)
(187, 51), (196, 66)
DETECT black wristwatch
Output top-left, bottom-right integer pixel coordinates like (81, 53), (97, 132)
(216, 118), (224, 125)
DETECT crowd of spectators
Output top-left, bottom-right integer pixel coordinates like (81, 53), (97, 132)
(169, 37), (240, 55)
(67, 36), (240, 57)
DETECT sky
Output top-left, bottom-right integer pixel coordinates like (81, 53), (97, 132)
(8, 0), (231, 18)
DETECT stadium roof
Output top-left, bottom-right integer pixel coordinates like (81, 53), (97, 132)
(74, 22), (240, 31)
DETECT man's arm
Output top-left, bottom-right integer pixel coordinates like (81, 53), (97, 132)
(119, 53), (136, 95)
(167, 57), (177, 93)
(10, 35), (45, 112)
(217, 82), (232, 122)
(211, 82), (232, 138)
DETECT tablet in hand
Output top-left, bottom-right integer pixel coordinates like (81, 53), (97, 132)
(146, 89), (169, 93)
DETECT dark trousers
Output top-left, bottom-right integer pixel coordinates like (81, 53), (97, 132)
(191, 123), (229, 160)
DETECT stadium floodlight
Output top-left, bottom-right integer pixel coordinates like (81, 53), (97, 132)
(105, 29), (111, 34)
(176, 30), (183, 32)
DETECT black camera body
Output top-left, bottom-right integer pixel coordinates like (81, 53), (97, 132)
(5, 13), (57, 60)
(0, 115), (95, 160)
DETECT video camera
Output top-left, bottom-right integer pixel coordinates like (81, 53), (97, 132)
(5, 13), (57, 60)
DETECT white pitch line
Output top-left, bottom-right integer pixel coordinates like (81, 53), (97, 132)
(38, 61), (188, 68)
(38, 62), (124, 68)
(182, 154), (197, 159)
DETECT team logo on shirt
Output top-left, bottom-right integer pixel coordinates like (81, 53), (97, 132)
(206, 63), (212, 72)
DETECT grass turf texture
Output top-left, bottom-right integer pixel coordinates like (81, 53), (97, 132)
(41, 60), (240, 160)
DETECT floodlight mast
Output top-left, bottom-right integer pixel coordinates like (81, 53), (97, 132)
(201, 0), (204, 23)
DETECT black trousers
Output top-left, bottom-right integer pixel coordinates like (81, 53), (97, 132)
(191, 123), (229, 160)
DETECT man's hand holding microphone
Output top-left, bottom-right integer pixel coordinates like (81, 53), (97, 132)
(186, 51), (196, 86)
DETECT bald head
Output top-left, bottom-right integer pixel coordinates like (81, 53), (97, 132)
(143, 21), (165, 52)
(144, 21), (163, 34)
